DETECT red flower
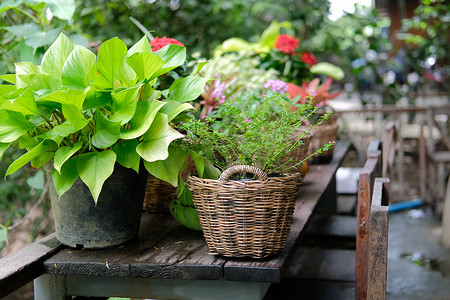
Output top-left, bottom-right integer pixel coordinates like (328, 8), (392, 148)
(274, 34), (299, 55)
(150, 36), (185, 52)
(300, 52), (317, 66)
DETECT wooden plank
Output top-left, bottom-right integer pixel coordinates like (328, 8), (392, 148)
(223, 142), (350, 282)
(63, 274), (268, 300)
(0, 233), (63, 299)
(367, 178), (390, 300)
(355, 153), (381, 300)
(44, 208), (225, 281)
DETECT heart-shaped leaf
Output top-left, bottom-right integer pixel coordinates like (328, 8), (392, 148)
(109, 84), (141, 125)
(62, 45), (96, 89)
(168, 76), (211, 102)
(1, 86), (40, 115)
(112, 139), (140, 173)
(5, 139), (57, 177)
(94, 37), (127, 89)
(136, 112), (183, 162)
(0, 110), (34, 143)
(153, 44), (186, 78)
(127, 52), (165, 82)
(76, 150), (116, 204)
(38, 87), (90, 111)
(159, 100), (194, 122)
(40, 32), (75, 79)
(119, 99), (166, 140)
(51, 157), (79, 199)
(91, 110), (121, 149)
(144, 145), (187, 187)
(53, 142), (82, 174)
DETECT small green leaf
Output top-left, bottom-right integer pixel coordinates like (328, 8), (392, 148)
(119, 100), (166, 140)
(110, 85), (141, 125)
(144, 146), (187, 187)
(136, 113), (183, 162)
(62, 45), (96, 88)
(91, 110), (121, 149)
(153, 44), (187, 78)
(51, 157), (79, 199)
(26, 170), (45, 190)
(5, 140), (57, 178)
(112, 139), (140, 173)
(190, 62), (208, 76)
(76, 150), (116, 204)
(168, 76), (211, 102)
(94, 38), (127, 89)
(54, 142), (82, 174)
(41, 32), (75, 79)
(0, 110), (34, 143)
(126, 52), (165, 81)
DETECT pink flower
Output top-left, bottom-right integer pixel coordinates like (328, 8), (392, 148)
(333, 140), (337, 144)
(150, 36), (185, 52)
(218, 96), (226, 104)
(201, 114), (206, 119)
(244, 118), (252, 123)
(309, 90), (317, 97)
(264, 79), (288, 94)
(274, 35), (299, 55)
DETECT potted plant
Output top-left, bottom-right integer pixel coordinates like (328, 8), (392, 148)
(0, 33), (209, 248)
(178, 91), (335, 258)
(287, 77), (342, 163)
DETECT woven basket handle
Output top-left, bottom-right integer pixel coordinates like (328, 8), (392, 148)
(218, 165), (268, 182)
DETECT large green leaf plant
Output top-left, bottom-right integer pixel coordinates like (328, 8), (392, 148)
(0, 33), (210, 204)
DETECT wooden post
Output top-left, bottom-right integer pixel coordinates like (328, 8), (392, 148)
(440, 176), (450, 248)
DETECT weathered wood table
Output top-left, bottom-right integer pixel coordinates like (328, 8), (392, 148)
(1, 141), (350, 300)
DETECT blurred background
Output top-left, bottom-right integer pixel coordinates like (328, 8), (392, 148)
(0, 0), (448, 291)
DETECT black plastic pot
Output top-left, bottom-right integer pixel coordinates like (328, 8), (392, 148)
(46, 163), (147, 249)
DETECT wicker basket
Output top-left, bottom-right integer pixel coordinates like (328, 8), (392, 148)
(143, 155), (197, 213)
(308, 121), (339, 164)
(187, 165), (302, 258)
(282, 129), (312, 173)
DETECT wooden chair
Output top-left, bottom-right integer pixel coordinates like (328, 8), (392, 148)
(367, 177), (390, 300)
(426, 106), (450, 209)
(264, 141), (390, 300)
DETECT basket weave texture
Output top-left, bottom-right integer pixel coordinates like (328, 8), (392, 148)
(282, 130), (312, 173)
(187, 165), (302, 258)
(308, 121), (339, 163)
(143, 155), (196, 213)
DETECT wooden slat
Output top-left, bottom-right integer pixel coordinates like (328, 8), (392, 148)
(0, 233), (63, 298)
(367, 178), (390, 300)
(355, 151), (382, 300)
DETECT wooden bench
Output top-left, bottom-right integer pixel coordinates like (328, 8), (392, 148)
(0, 141), (351, 300)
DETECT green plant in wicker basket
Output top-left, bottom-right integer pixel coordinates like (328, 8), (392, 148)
(0, 33), (209, 203)
(179, 90), (336, 177)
